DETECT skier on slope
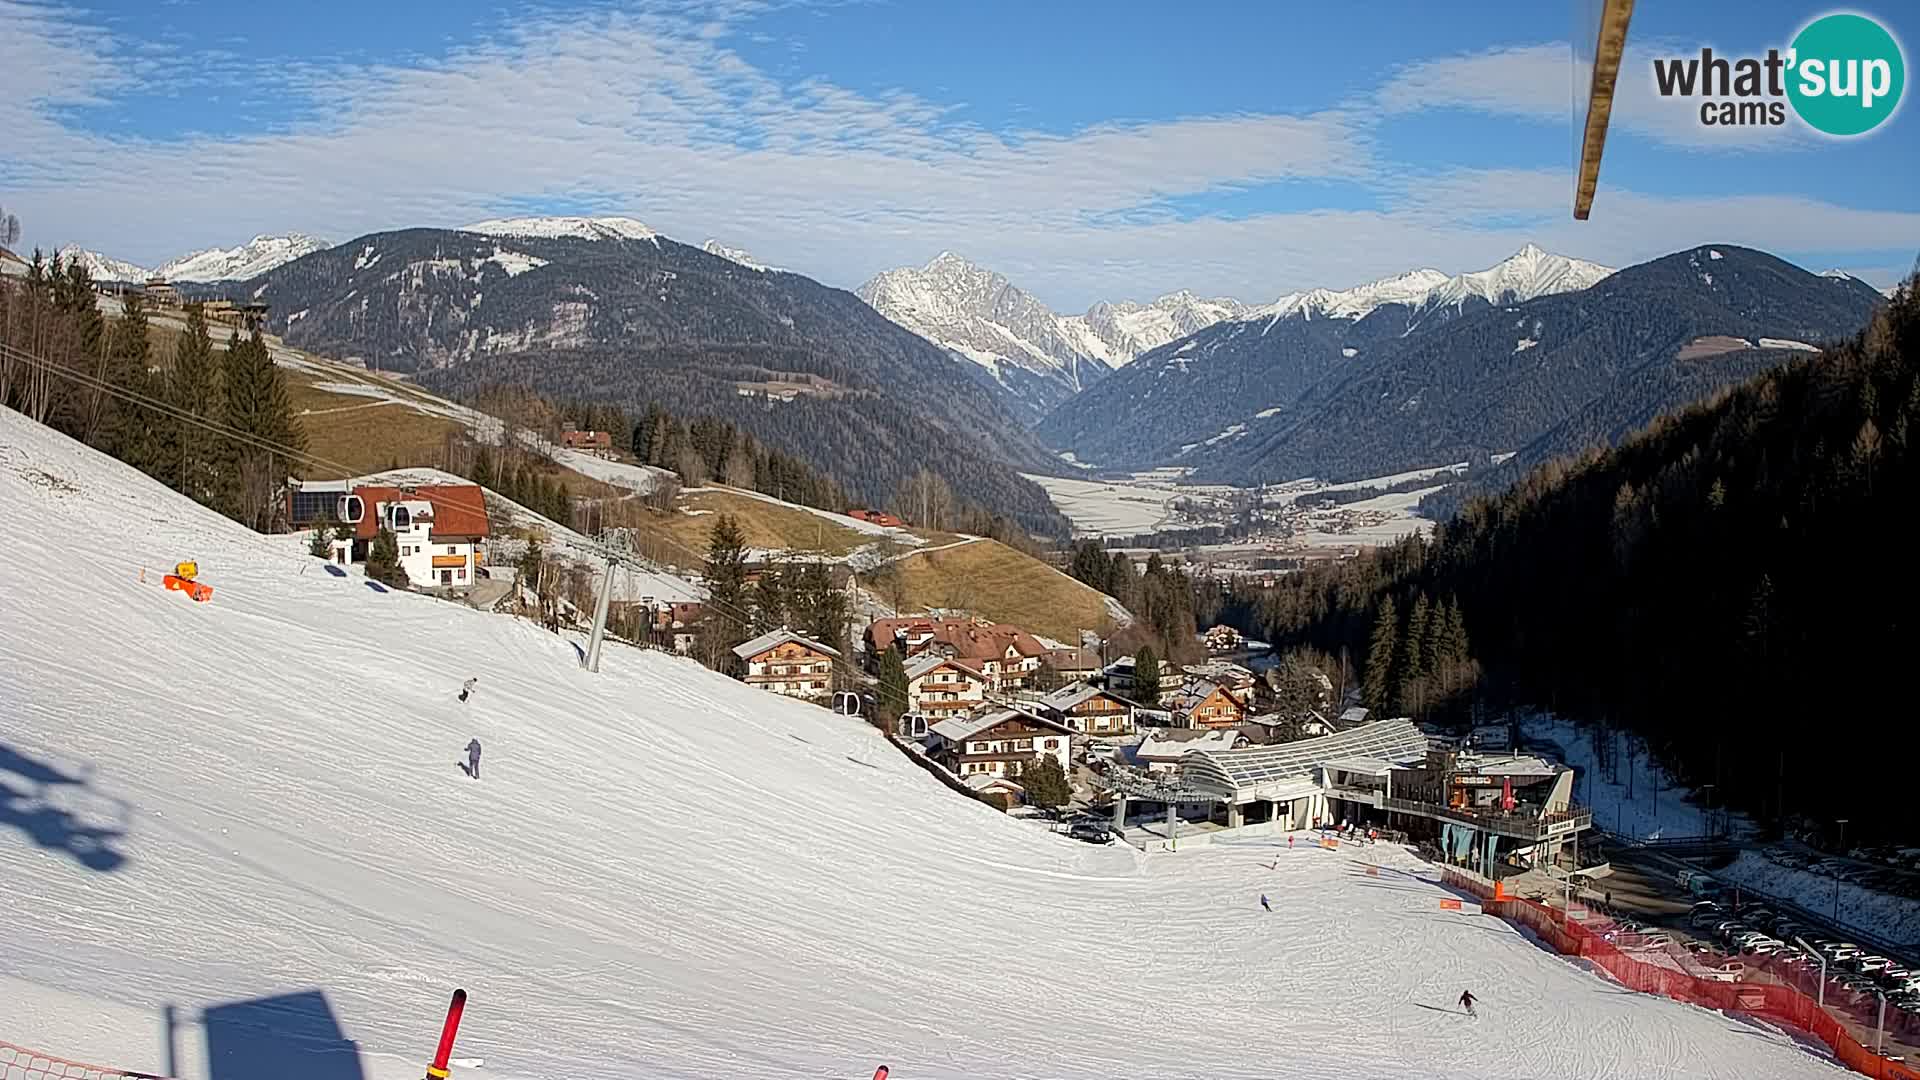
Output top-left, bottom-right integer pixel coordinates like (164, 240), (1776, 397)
(1260, 894), (1272, 913)
(458, 677), (478, 703)
(1459, 989), (1477, 1017)
(465, 738), (482, 780)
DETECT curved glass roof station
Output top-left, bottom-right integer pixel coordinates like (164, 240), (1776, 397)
(1182, 719), (1431, 802)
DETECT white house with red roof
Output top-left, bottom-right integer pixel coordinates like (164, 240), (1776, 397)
(350, 483), (490, 589)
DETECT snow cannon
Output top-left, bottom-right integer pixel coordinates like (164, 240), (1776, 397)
(163, 573), (213, 602)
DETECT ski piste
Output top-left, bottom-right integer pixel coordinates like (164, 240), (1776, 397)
(0, 406), (1846, 1077)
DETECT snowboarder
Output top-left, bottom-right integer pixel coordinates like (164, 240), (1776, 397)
(1260, 894), (1272, 913)
(1288, 833), (1295, 850)
(465, 738), (482, 780)
(458, 677), (477, 703)
(1459, 989), (1477, 1017)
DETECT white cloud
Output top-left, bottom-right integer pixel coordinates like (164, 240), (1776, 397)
(1, 4), (1909, 310)
(1375, 40), (1816, 151)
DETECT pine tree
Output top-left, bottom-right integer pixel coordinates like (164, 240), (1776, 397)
(219, 328), (305, 530)
(1019, 754), (1072, 811)
(1398, 592), (1431, 713)
(1132, 645), (1162, 704)
(168, 305), (223, 506)
(748, 558), (790, 634)
(1362, 595), (1399, 714)
(876, 641), (910, 728)
(472, 444), (496, 490)
(102, 292), (155, 467)
(309, 517), (335, 558)
(365, 527), (406, 587)
(700, 514), (751, 668)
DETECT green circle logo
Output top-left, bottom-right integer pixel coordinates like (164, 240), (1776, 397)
(1787, 13), (1905, 136)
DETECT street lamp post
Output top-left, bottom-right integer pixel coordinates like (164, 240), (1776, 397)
(1878, 991), (1889, 1056)
(1797, 936), (1826, 1010)
(1835, 818), (1850, 920)
(1701, 783), (1716, 839)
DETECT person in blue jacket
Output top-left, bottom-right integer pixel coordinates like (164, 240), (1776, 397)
(465, 738), (482, 780)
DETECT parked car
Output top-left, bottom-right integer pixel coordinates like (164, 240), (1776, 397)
(1067, 820), (1114, 845)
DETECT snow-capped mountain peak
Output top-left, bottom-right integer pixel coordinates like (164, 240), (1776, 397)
(156, 233), (331, 282)
(701, 239), (773, 272)
(1243, 246), (1611, 328)
(1420, 245), (1614, 311)
(55, 245), (152, 284)
(459, 216), (660, 246)
(1255, 268), (1451, 323)
(857, 254), (1252, 422)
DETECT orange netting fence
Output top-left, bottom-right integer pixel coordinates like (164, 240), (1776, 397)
(0, 1042), (172, 1080)
(1439, 867), (1920, 1080)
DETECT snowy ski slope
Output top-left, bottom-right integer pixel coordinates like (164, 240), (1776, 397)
(0, 408), (1845, 1080)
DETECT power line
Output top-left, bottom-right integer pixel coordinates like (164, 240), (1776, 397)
(5, 338), (920, 711)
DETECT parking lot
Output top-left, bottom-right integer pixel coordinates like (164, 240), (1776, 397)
(1532, 845), (1920, 1064)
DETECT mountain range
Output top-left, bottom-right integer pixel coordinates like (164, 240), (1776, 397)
(222, 218), (1070, 535)
(60, 234), (331, 284)
(1041, 245), (1882, 491)
(1036, 244), (1616, 469)
(858, 253), (1246, 424)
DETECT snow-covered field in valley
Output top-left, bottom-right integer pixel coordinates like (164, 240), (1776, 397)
(0, 408), (1847, 1079)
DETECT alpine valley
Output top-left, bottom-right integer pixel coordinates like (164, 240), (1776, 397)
(1035, 244), (1885, 488)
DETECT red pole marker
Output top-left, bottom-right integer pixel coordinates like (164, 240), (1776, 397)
(872, 1067), (890, 1080)
(426, 989), (467, 1079)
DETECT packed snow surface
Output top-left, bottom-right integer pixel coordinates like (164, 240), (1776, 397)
(0, 408), (1845, 1079)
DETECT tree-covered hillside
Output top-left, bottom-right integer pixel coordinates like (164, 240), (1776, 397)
(1235, 274), (1919, 835)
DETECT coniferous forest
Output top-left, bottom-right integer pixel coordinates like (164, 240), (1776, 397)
(1, 251), (307, 532)
(1228, 278), (1920, 837)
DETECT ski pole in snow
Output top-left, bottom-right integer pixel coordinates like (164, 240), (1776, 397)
(425, 988), (467, 1079)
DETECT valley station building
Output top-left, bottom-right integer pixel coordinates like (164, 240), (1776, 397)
(1110, 718), (1593, 871)
(286, 479), (489, 590)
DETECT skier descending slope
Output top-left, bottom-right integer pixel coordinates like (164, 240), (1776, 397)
(465, 738), (482, 780)
(1260, 894), (1272, 913)
(458, 677), (478, 703)
(1459, 990), (1477, 1018)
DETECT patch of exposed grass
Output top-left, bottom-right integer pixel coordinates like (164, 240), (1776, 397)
(888, 539), (1115, 642)
(650, 490), (883, 559)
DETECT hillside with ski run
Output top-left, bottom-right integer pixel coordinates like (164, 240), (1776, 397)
(0, 406), (1848, 1080)
(225, 218), (1071, 535)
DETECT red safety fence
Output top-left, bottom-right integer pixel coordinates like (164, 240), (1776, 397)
(1439, 868), (1920, 1080)
(0, 1042), (172, 1080)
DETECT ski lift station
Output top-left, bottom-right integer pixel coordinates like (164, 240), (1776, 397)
(1106, 718), (1593, 870)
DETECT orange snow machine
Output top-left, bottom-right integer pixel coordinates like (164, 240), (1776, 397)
(163, 560), (213, 602)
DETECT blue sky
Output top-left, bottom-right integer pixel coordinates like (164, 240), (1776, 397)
(2, 0), (1915, 308)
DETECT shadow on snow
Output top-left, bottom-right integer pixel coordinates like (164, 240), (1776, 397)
(0, 741), (130, 872)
